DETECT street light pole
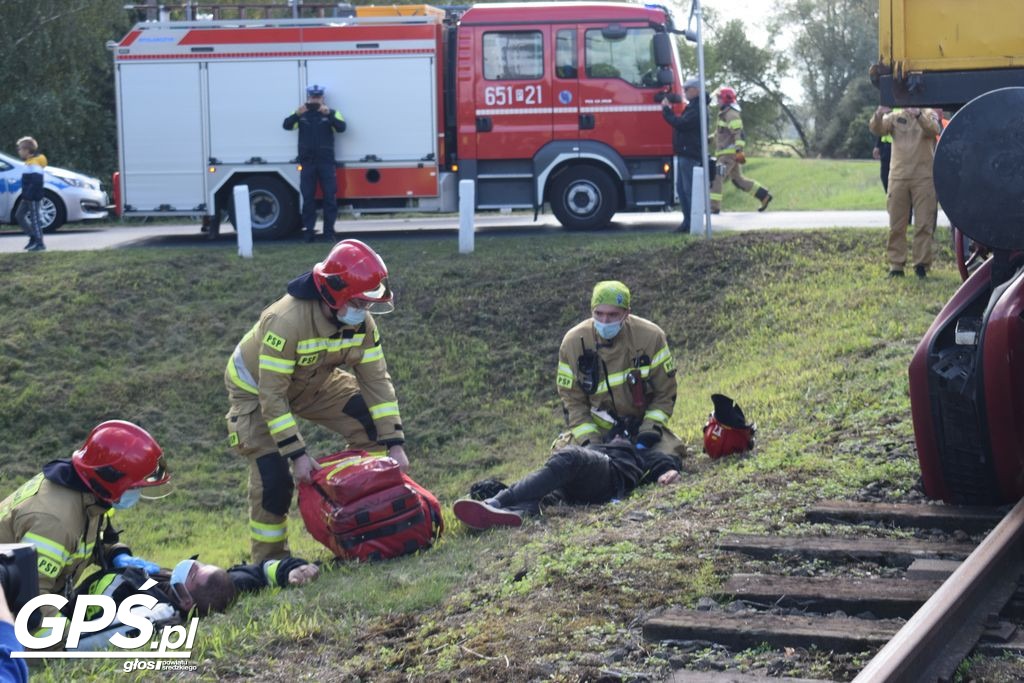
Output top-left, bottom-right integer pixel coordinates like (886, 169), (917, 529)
(685, 0), (712, 238)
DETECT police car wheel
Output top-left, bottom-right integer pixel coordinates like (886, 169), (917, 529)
(551, 166), (618, 230)
(16, 191), (65, 233)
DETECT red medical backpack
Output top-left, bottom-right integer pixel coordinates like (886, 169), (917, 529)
(297, 451), (444, 562)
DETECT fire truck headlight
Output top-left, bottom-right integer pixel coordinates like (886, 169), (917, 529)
(663, 163), (671, 174)
(208, 166), (216, 173)
(451, 163), (459, 172)
(297, 164), (303, 171)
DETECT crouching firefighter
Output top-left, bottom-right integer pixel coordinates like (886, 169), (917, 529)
(555, 281), (686, 456)
(224, 239), (409, 563)
(0, 420), (170, 626)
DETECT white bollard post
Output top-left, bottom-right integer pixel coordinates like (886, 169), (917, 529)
(458, 179), (475, 254)
(233, 184), (253, 258)
(690, 165), (707, 236)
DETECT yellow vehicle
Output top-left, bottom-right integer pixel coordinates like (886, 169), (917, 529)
(874, 0), (1024, 106)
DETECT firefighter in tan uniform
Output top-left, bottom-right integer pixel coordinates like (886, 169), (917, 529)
(710, 87), (773, 214)
(0, 421), (169, 621)
(225, 239), (408, 562)
(555, 281), (686, 457)
(868, 105), (942, 278)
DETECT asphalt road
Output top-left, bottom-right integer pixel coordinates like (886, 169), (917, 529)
(0, 209), (952, 253)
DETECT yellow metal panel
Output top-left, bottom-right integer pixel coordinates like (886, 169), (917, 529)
(890, 0), (1024, 72)
(879, 0), (893, 64)
(355, 5), (445, 20)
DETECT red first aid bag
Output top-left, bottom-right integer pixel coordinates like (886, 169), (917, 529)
(298, 451), (444, 562)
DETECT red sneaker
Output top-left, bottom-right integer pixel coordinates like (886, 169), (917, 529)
(453, 499), (523, 530)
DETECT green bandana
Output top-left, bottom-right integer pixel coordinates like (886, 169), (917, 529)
(591, 281), (631, 310)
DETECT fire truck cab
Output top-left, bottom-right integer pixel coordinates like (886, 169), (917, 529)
(111, 2), (683, 237)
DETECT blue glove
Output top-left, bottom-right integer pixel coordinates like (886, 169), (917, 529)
(112, 554), (160, 574)
(635, 443), (647, 450)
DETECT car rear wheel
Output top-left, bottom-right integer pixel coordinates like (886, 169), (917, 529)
(227, 176), (301, 240)
(16, 191), (66, 233)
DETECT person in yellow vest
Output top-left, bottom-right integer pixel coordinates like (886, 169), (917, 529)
(224, 239), (407, 563)
(0, 421), (169, 621)
(555, 281), (686, 457)
(709, 87), (772, 214)
(869, 105), (941, 278)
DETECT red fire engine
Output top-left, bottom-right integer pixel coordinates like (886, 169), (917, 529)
(112, 3), (684, 237)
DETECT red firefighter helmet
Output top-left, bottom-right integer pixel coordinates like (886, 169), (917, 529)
(72, 420), (169, 502)
(717, 86), (737, 107)
(702, 394), (755, 459)
(311, 239), (393, 313)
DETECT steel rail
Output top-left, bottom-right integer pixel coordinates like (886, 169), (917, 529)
(854, 497), (1024, 682)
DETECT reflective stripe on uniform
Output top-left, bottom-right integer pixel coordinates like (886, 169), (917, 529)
(267, 412), (297, 435)
(369, 401), (400, 419)
(250, 519), (288, 542)
(296, 335), (365, 354)
(571, 422), (600, 439)
(263, 559), (281, 586)
(644, 409), (670, 426)
(22, 532), (71, 566)
(709, 192), (724, 201)
(651, 346), (672, 369)
(728, 118), (743, 130)
(593, 368), (630, 396)
(360, 345), (384, 364)
(557, 362), (574, 388)
(227, 345), (259, 395)
(258, 354), (296, 375)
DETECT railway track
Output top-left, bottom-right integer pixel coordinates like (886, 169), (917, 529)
(643, 498), (1024, 682)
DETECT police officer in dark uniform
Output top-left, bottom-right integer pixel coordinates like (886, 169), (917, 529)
(283, 85), (347, 242)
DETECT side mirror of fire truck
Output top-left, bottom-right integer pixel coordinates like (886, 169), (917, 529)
(653, 32), (675, 67)
(656, 67), (674, 86)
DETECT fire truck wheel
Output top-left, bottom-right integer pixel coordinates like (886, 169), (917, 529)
(550, 166), (619, 230)
(227, 176), (300, 239)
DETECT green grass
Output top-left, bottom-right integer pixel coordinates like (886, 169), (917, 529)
(0, 227), (989, 680)
(720, 157), (886, 212)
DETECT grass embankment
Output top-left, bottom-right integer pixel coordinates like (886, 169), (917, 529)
(1, 229), (1004, 681)
(720, 157), (886, 212)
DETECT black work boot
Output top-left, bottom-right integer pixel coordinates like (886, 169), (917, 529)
(755, 187), (773, 212)
(914, 264), (927, 279)
(888, 269), (905, 278)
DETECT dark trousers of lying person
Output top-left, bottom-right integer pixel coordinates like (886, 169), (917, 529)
(454, 439), (681, 530)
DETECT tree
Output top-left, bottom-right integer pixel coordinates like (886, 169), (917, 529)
(773, 0), (878, 155)
(0, 0), (132, 180)
(678, 18), (807, 155)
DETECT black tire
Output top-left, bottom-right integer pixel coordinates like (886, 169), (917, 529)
(550, 166), (618, 230)
(227, 176), (301, 240)
(16, 191), (66, 233)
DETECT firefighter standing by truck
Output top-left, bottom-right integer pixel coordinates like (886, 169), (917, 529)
(224, 239), (408, 563)
(555, 281), (686, 457)
(283, 84), (347, 243)
(868, 105), (941, 278)
(709, 87), (773, 214)
(0, 421), (169, 619)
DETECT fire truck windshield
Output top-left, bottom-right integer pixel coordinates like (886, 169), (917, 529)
(584, 27), (660, 88)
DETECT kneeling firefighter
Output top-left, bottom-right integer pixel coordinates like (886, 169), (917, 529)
(555, 281), (686, 456)
(0, 420), (169, 621)
(224, 239), (409, 563)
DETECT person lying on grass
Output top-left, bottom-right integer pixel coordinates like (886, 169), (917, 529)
(453, 437), (681, 531)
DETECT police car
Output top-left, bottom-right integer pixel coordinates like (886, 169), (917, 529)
(0, 151), (108, 232)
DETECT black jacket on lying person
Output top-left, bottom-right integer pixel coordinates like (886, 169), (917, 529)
(77, 556), (311, 619)
(491, 439), (681, 515)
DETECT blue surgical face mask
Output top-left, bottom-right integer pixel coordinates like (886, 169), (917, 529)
(336, 305), (366, 326)
(111, 488), (141, 510)
(170, 559), (196, 587)
(593, 319), (623, 340)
